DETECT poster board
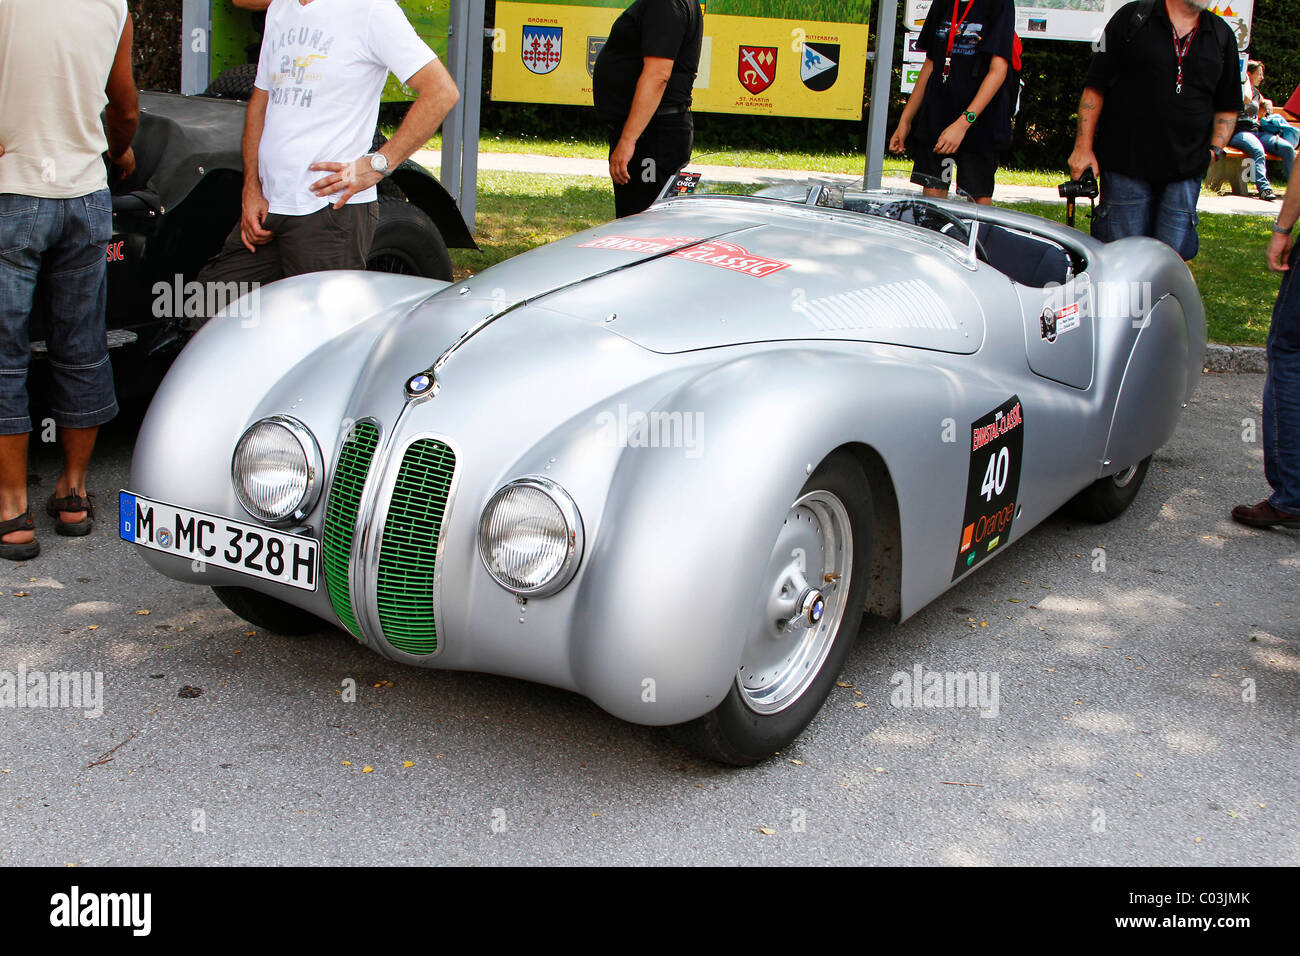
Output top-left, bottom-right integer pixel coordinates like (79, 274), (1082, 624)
(491, 1), (873, 121)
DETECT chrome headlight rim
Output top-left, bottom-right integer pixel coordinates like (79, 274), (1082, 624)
(230, 415), (323, 526)
(477, 476), (584, 598)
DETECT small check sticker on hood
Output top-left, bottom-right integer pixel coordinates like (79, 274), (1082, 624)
(577, 236), (790, 277)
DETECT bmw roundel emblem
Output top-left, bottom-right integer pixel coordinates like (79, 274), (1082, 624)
(158, 529), (173, 548)
(811, 598), (825, 623)
(405, 373), (434, 396)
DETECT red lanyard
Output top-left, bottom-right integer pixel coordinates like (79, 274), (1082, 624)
(943, 0), (978, 79)
(1171, 20), (1199, 94)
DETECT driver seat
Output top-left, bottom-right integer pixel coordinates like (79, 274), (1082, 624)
(978, 223), (1073, 287)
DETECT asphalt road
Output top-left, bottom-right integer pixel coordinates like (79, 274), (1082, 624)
(1, 373), (1296, 866)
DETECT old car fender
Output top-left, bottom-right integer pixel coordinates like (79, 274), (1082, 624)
(389, 161), (477, 250)
(129, 272), (445, 582)
(562, 346), (969, 726)
(1091, 238), (1206, 476)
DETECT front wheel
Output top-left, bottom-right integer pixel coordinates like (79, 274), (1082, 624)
(669, 453), (873, 765)
(211, 586), (326, 636)
(1067, 456), (1152, 523)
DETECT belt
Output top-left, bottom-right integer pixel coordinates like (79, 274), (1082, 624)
(654, 102), (690, 117)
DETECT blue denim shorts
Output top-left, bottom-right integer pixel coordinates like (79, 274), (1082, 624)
(0, 190), (118, 435)
(1091, 171), (1201, 261)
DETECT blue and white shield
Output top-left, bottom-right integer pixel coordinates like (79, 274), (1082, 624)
(522, 26), (563, 75)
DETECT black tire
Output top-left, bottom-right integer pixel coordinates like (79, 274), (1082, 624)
(202, 64), (258, 101)
(211, 586), (325, 636)
(668, 453), (874, 765)
(367, 196), (453, 280)
(1066, 456), (1152, 523)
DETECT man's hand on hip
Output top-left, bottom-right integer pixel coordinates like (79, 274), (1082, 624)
(309, 157), (384, 209)
(610, 136), (636, 186)
(240, 186), (273, 253)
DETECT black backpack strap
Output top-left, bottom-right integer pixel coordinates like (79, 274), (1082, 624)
(1124, 0), (1159, 43)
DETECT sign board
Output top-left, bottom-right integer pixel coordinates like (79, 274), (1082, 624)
(492, 1), (872, 121)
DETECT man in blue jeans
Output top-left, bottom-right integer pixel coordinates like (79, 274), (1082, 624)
(1068, 0), (1240, 260)
(1232, 161), (1300, 529)
(0, 0), (138, 559)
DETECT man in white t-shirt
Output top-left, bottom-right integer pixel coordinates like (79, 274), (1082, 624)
(197, 0), (459, 286)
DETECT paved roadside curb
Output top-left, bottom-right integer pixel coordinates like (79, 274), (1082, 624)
(1204, 343), (1268, 374)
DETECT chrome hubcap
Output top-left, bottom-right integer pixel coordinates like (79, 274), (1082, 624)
(737, 490), (853, 715)
(1112, 463), (1139, 488)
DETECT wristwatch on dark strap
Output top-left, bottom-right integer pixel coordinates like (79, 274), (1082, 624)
(1273, 221), (1295, 235)
(964, 110), (978, 124)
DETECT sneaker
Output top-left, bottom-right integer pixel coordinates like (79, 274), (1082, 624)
(1259, 186), (1277, 201)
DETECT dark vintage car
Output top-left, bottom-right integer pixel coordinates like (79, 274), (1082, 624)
(29, 90), (475, 404)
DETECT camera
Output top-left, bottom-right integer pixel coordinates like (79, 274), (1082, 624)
(1058, 168), (1099, 200)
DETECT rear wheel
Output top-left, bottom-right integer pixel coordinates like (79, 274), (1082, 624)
(669, 453), (873, 765)
(211, 586), (325, 636)
(367, 196), (453, 280)
(1067, 456), (1152, 522)
(202, 64), (257, 101)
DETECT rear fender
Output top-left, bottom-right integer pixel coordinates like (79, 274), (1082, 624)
(390, 161), (477, 250)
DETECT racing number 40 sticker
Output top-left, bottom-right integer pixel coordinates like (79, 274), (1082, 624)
(953, 396), (1024, 580)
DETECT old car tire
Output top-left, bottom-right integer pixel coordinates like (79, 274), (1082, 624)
(202, 64), (258, 101)
(211, 586), (325, 636)
(669, 453), (873, 765)
(367, 197), (453, 280)
(1067, 456), (1152, 523)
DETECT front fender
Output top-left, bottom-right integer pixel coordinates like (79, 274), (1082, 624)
(129, 271), (444, 556)
(566, 348), (933, 724)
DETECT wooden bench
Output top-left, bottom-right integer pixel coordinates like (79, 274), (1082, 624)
(1205, 110), (1299, 195)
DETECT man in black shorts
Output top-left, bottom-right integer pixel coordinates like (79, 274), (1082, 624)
(888, 0), (1015, 204)
(593, 0), (703, 218)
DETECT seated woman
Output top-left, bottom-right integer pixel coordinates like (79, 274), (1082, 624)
(1230, 60), (1295, 202)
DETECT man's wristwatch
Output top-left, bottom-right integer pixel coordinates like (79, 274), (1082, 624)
(1272, 221), (1295, 235)
(367, 152), (390, 177)
(964, 110), (978, 124)
(1210, 145), (1226, 161)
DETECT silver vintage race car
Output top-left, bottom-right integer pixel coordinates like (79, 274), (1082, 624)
(122, 182), (1205, 764)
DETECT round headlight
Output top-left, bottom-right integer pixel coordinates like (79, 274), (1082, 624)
(231, 417), (322, 524)
(478, 477), (584, 597)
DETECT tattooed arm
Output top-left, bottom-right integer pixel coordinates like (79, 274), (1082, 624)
(1067, 87), (1103, 180)
(1210, 110), (1236, 156)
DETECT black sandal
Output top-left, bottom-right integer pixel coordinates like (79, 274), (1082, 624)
(0, 512), (40, 560)
(46, 489), (94, 537)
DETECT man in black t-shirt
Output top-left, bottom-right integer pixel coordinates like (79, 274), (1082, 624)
(1068, 0), (1240, 260)
(888, 0), (1015, 204)
(592, 0), (703, 218)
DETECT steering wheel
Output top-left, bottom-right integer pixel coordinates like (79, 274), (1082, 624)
(872, 199), (990, 263)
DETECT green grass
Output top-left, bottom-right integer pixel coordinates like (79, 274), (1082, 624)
(706, 0), (871, 21)
(455, 173), (1270, 347)
(432, 132), (1067, 187)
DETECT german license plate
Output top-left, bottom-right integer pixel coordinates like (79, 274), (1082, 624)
(119, 492), (318, 591)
